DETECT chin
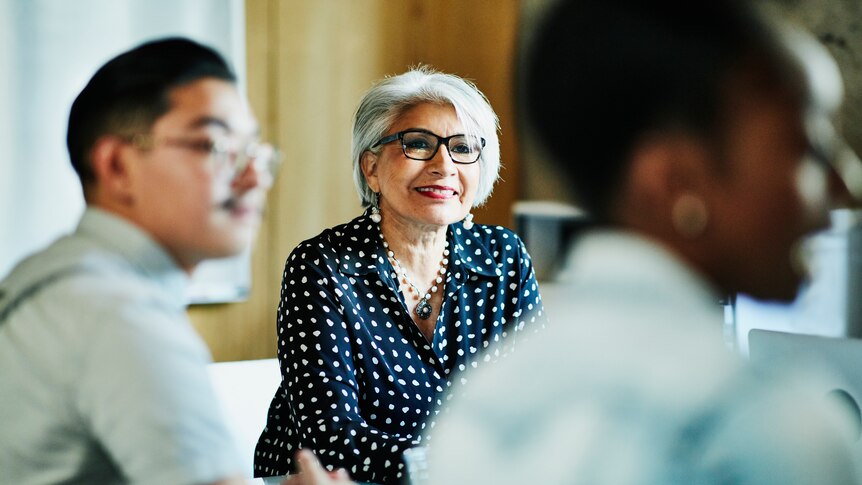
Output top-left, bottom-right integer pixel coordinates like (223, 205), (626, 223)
(766, 288), (801, 304)
(208, 232), (255, 259)
(745, 277), (803, 304)
(433, 210), (467, 227)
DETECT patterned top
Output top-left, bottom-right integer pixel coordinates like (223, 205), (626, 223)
(254, 212), (546, 484)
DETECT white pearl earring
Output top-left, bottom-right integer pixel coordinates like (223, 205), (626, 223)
(370, 192), (382, 223)
(462, 213), (474, 230)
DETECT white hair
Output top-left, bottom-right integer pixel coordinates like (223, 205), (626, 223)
(351, 66), (501, 207)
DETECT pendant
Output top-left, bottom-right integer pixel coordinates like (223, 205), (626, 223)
(415, 298), (433, 320)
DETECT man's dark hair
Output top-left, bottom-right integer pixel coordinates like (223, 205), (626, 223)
(67, 37), (236, 190)
(523, 0), (786, 221)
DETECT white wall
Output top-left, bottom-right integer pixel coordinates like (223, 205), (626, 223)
(0, 0), (248, 303)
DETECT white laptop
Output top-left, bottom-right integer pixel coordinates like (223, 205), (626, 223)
(748, 329), (862, 457)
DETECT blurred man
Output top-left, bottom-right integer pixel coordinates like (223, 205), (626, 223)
(0, 38), (277, 484)
(425, 0), (860, 484)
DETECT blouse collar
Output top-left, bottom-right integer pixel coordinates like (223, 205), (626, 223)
(335, 210), (499, 280)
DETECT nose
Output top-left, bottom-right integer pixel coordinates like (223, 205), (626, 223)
(231, 157), (273, 194)
(427, 144), (458, 176)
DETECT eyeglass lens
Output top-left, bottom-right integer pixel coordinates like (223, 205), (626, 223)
(401, 131), (482, 163)
(805, 114), (862, 202)
(214, 141), (281, 179)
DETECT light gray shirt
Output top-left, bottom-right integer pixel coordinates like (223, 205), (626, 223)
(0, 208), (242, 485)
(426, 230), (859, 484)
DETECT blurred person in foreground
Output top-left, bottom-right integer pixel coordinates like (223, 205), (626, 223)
(0, 38), (278, 484)
(422, 0), (862, 484)
(254, 67), (547, 484)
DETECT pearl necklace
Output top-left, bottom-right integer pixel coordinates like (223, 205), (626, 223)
(380, 235), (449, 320)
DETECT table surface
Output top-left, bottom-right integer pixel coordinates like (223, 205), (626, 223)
(249, 477), (379, 485)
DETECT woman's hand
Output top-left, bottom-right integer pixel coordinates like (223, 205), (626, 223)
(280, 450), (356, 485)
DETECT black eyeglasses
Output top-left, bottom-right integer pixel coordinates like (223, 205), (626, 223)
(371, 129), (485, 164)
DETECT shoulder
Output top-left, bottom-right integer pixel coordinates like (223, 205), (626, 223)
(282, 213), (384, 281)
(453, 223), (527, 259)
(4, 250), (179, 332)
(289, 214), (377, 259)
(284, 216), (358, 265)
(451, 223), (535, 283)
(54, 272), (203, 364)
(455, 222), (522, 245)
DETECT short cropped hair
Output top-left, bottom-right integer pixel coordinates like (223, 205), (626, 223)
(352, 67), (501, 207)
(524, 0), (787, 221)
(67, 37), (236, 192)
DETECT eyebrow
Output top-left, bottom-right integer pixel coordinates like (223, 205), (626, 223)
(405, 128), (466, 137)
(188, 115), (230, 131)
(186, 115), (261, 137)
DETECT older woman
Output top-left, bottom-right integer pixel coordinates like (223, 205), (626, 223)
(254, 67), (546, 483)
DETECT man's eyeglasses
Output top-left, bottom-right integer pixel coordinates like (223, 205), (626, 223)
(371, 129), (485, 164)
(805, 115), (862, 203)
(128, 134), (282, 180)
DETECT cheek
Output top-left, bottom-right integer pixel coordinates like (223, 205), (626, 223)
(378, 162), (414, 188)
(158, 171), (217, 217)
(460, 166), (481, 196)
(376, 171), (402, 196)
(210, 173), (236, 203)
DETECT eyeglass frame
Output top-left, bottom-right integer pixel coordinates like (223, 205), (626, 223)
(125, 133), (282, 180)
(370, 129), (486, 164)
(803, 113), (862, 203)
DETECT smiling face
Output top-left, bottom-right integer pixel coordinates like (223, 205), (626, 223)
(361, 102), (481, 232)
(124, 78), (270, 271)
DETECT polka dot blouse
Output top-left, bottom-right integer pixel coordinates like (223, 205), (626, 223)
(254, 212), (546, 484)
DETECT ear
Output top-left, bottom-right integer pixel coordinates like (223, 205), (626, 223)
(626, 134), (714, 206)
(616, 134), (716, 240)
(360, 150), (380, 193)
(89, 135), (136, 206)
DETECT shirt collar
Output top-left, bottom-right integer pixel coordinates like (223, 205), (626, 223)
(336, 210), (499, 279)
(448, 223), (500, 279)
(77, 207), (189, 302)
(558, 229), (722, 312)
(333, 211), (387, 276)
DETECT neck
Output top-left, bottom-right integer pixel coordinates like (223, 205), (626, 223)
(90, 200), (199, 275)
(379, 217), (448, 274)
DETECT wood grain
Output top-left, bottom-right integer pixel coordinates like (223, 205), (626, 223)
(189, 0), (523, 362)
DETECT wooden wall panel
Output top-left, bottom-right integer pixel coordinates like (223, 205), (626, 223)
(379, 0), (522, 226)
(190, 0), (522, 362)
(187, 0), (282, 362)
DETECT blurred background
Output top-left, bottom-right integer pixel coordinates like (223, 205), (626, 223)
(1, 0), (861, 361)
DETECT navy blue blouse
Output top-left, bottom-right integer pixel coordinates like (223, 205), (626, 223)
(254, 212), (546, 483)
